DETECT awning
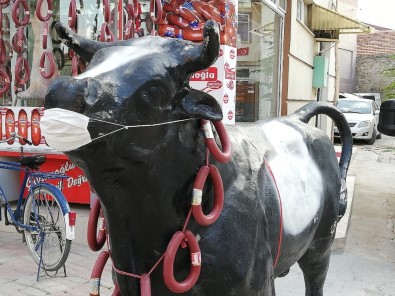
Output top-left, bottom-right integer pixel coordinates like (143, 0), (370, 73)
(309, 4), (372, 34)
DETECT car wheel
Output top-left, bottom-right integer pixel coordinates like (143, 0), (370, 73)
(376, 133), (382, 139)
(367, 128), (377, 145)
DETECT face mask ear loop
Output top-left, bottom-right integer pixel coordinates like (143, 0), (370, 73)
(88, 117), (193, 142)
(90, 126), (128, 142)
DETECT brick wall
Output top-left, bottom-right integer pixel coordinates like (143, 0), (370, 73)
(357, 31), (395, 55)
(355, 31), (395, 95)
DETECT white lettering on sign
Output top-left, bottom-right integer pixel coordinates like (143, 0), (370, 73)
(207, 80), (223, 90)
(190, 67), (218, 81)
(67, 174), (89, 188)
(50, 161), (76, 175)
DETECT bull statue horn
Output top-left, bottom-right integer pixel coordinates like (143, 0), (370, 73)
(55, 22), (115, 62)
(182, 20), (220, 74)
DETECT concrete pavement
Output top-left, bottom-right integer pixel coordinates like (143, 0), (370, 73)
(0, 135), (394, 295)
(277, 134), (395, 295)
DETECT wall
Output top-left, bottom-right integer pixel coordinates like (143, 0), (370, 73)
(287, 0), (316, 116)
(356, 54), (395, 94)
(355, 31), (395, 96)
(337, 0), (359, 93)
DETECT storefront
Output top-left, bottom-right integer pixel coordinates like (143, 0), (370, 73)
(0, 0), (241, 204)
(236, 0), (285, 122)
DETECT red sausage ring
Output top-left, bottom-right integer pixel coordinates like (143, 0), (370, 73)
(0, 38), (6, 63)
(201, 119), (232, 163)
(0, 10), (3, 34)
(191, 164), (224, 226)
(124, 19), (135, 40)
(12, 26), (26, 54)
(68, 0), (77, 29)
(39, 51), (56, 79)
(150, 0), (162, 24)
(87, 197), (107, 252)
(0, 0), (10, 5)
(12, 0), (30, 27)
(89, 251), (110, 296)
(163, 230), (201, 293)
(36, 0), (53, 22)
(71, 55), (79, 76)
(102, 0), (111, 23)
(15, 56), (30, 85)
(42, 21), (49, 49)
(99, 22), (114, 42)
(0, 67), (11, 96)
(127, 0), (139, 19)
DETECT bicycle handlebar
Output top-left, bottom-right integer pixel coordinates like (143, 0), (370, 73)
(0, 132), (32, 145)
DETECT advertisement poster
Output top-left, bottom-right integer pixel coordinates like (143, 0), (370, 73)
(189, 45), (236, 125)
(0, 106), (54, 153)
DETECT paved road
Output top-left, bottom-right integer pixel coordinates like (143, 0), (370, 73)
(0, 135), (394, 295)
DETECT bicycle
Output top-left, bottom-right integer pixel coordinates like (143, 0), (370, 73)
(0, 132), (75, 273)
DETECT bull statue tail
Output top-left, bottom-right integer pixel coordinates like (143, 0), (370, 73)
(292, 102), (353, 220)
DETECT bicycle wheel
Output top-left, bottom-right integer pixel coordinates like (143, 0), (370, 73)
(23, 187), (72, 271)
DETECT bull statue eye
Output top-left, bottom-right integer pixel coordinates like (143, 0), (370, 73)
(138, 84), (167, 107)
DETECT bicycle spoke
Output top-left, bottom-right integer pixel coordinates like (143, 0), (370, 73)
(23, 187), (71, 271)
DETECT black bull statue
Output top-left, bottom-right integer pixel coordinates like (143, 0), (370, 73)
(44, 21), (353, 295)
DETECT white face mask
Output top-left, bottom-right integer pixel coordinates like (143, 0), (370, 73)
(40, 108), (193, 152)
(40, 108), (92, 152)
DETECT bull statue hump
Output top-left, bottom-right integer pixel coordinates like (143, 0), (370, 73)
(43, 20), (353, 296)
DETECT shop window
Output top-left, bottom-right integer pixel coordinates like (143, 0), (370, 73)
(236, 0), (283, 122)
(0, 0), (154, 108)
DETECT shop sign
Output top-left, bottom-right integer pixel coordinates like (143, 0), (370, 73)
(22, 158), (90, 204)
(190, 67), (218, 81)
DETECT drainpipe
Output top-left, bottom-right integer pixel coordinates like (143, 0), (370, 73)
(315, 42), (324, 127)
(281, 0), (292, 116)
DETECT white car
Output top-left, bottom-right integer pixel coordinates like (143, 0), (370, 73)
(334, 97), (381, 145)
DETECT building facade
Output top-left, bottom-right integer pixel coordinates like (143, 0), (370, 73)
(235, 0), (369, 137)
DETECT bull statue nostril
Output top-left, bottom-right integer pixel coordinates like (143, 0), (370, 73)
(44, 76), (87, 113)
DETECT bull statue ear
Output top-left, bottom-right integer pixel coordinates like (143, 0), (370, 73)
(177, 88), (223, 121)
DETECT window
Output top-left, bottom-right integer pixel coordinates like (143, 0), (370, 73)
(297, 0), (308, 25)
(279, 0), (286, 10)
(237, 1), (284, 121)
(238, 13), (251, 43)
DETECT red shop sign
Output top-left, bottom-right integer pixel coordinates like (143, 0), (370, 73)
(21, 158), (91, 204)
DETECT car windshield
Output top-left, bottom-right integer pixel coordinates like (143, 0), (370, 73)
(336, 100), (371, 114)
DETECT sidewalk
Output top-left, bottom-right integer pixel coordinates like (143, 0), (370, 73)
(0, 232), (113, 296)
(277, 135), (395, 295)
(0, 136), (394, 295)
